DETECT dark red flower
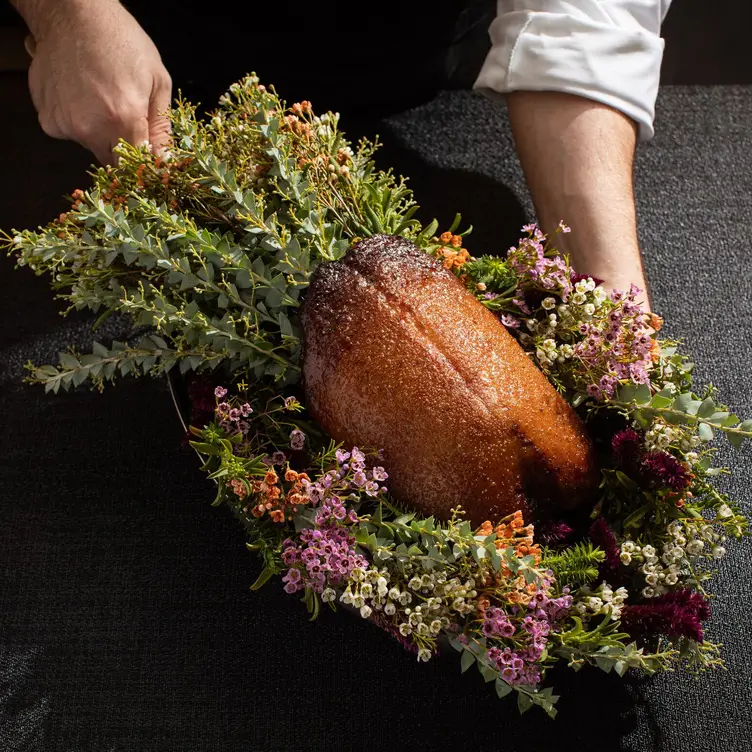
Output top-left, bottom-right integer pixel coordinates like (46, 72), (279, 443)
(184, 376), (219, 444)
(589, 517), (622, 576)
(611, 428), (643, 470)
(640, 451), (691, 492)
(621, 589), (710, 643)
(539, 520), (575, 547)
(570, 271), (605, 287)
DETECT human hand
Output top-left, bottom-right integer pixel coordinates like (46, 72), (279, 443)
(23, 0), (172, 165)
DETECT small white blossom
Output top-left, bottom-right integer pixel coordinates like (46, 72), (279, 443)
(385, 602), (396, 616)
(542, 297), (556, 310)
(593, 287), (608, 304)
(712, 545), (727, 559)
(322, 588), (336, 603)
(642, 586), (656, 598)
(665, 573), (679, 586)
(686, 540), (704, 555)
(417, 648), (432, 662)
(583, 303), (596, 316)
(718, 503), (733, 519)
(620, 551), (632, 565)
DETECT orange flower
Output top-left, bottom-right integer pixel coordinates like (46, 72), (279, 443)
(267, 486), (282, 501)
(285, 468), (299, 482)
(650, 339), (661, 363)
(270, 509), (285, 523)
(439, 231), (453, 244)
(264, 469), (279, 485)
(287, 493), (307, 507)
(450, 234), (463, 247)
(252, 504), (265, 518)
(649, 313), (664, 332)
(476, 520), (494, 537)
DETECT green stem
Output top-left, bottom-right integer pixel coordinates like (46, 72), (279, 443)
(609, 401), (752, 438)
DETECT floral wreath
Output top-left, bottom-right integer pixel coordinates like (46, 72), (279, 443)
(6, 75), (751, 719)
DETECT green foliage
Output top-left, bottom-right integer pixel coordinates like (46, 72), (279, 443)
(541, 542), (606, 587)
(550, 616), (677, 675)
(615, 381), (752, 449)
(4, 75), (438, 391)
(462, 255), (519, 310)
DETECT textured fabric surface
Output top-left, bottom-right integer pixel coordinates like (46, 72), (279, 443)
(1, 84), (751, 751)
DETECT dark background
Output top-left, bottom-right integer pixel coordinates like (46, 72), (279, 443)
(1, 2), (751, 751)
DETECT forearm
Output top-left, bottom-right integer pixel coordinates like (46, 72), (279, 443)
(11, 0), (118, 38)
(507, 90), (648, 302)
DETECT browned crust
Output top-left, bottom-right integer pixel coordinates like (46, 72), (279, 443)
(301, 235), (598, 525)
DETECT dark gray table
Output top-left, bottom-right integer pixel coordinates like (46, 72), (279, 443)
(1, 84), (751, 751)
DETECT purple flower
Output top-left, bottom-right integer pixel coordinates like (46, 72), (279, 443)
(271, 451), (287, 465)
(290, 429), (306, 450)
(335, 449), (351, 465)
(500, 313), (520, 329)
(371, 466), (388, 482)
(353, 471), (368, 487)
(229, 408), (241, 421)
(214, 386), (228, 399)
(240, 402), (253, 417)
(284, 397), (297, 409)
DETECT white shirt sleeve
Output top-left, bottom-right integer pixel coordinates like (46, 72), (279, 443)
(474, 1), (673, 140)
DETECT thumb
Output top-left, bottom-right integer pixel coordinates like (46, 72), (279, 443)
(148, 73), (173, 156)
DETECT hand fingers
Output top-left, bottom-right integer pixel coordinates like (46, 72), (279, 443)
(148, 71), (173, 156)
(81, 114), (149, 166)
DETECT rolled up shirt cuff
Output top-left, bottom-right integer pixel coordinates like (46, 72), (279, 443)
(474, 10), (665, 140)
